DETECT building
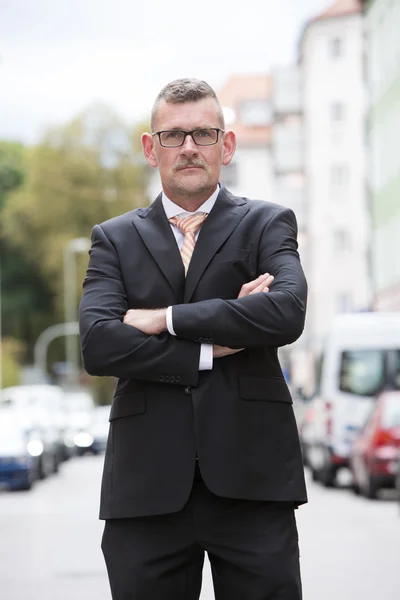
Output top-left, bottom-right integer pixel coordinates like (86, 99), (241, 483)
(218, 75), (274, 201)
(299, 0), (370, 373)
(271, 66), (305, 234)
(363, 0), (400, 310)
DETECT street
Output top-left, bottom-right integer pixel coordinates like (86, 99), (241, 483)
(0, 455), (399, 600)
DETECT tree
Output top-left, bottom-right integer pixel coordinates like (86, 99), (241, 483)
(0, 141), (25, 210)
(2, 104), (150, 331)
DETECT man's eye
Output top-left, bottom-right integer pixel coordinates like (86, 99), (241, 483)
(165, 131), (181, 139)
(196, 130), (212, 138)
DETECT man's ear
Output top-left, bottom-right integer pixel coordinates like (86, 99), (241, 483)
(142, 133), (158, 168)
(222, 130), (236, 166)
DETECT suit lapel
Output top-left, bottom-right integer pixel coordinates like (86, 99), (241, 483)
(133, 195), (185, 302)
(184, 188), (249, 303)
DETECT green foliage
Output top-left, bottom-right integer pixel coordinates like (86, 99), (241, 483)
(0, 338), (24, 388)
(0, 141), (25, 210)
(2, 104), (150, 323)
(0, 106), (150, 390)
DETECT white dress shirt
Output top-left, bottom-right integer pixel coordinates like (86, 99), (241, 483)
(162, 185), (220, 371)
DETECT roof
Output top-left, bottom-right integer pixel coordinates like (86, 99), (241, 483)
(217, 75), (272, 146)
(297, 0), (362, 62)
(312, 0), (362, 22)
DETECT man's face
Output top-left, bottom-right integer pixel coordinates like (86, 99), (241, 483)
(142, 98), (236, 200)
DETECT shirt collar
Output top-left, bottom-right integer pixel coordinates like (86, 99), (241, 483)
(162, 184), (220, 219)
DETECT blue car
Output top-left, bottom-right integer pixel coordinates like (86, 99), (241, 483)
(0, 407), (41, 491)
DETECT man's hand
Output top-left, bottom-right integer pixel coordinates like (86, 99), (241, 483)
(214, 273), (274, 358)
(237, 273), (274, 298)
(123, 308), (167, 335)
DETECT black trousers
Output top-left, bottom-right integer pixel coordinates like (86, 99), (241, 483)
(102, 463), (302, 600)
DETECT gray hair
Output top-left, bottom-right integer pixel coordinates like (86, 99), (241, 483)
(151, 78), (225, 131)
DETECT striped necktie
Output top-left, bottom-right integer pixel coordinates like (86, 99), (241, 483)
(169, 212), (208, 274)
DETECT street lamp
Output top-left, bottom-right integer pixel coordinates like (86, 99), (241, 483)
(64, 237), (91, 388)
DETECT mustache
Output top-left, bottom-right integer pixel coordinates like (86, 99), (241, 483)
(173, 159), (206, 171)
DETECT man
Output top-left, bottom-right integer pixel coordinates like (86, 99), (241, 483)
(79, 78), (308, 600)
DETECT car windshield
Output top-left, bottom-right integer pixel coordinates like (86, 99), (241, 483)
(339, 350), (385, 397)
(381, 395), (400, 429)
(394, 351), (400, 389)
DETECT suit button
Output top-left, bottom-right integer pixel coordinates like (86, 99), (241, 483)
(184, 386), (192, 395)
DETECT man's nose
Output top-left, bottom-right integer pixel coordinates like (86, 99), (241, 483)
(180, 133), (198, 156)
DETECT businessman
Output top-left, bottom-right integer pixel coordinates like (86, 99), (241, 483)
(79, 78), (308, 600)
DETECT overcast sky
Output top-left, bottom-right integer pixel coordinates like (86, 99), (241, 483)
(0, 0), (330, 143)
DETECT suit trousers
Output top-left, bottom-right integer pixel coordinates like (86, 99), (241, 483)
(101, 463), (302, 600)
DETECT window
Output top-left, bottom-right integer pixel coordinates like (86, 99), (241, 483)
(333, 230), (350, 253)
(330, 37), (343, 58)
(330, 164), (350, 198)
(390, 350), (400, 389)
(220, 162), (238, 188)
(331, 102), (345, 122)
(330, 164), (350, 189)
(339, 350), (385, 397)
(381, 395), (400, 428)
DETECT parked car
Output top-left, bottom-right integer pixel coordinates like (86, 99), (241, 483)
(89, 405), (111, 454)
(0, 385), (62, 478)
(62, 390), (96, 456)
(298, 402), (316, 469)
(0, 406), (42, 490)
(350, 391), (400, 499)
(306, 313), (400, 487)
(395, 451), (400, 509)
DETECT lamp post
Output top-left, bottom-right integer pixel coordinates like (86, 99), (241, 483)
(63, 237), (90, 388)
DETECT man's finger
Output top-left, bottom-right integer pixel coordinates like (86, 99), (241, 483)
(238, 273), (271, 298)
(249, 276), (274, 295)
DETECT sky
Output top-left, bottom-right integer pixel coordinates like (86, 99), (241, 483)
(0, 0), (331, 143)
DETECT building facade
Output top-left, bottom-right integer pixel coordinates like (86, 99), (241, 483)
(217, 75), (274, 201)
(363, 0), (400, 310)
(300, 0), (371, 372)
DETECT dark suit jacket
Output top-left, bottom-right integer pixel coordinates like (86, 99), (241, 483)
(79, 186), (308, 519)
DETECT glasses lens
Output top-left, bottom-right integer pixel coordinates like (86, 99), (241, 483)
(193, 129), (218, 145)
(159, 131), (185, 147)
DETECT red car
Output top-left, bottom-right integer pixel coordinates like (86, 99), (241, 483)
(350, 391), (400, 499)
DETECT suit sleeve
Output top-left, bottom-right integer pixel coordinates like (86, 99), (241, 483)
(79, 224), (200, 385)
(171, 208), (307, 349)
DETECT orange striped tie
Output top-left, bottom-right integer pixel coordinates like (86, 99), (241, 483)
(169, 212), (208, 274)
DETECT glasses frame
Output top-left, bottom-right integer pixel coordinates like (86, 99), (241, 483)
(152, 128), (225, 148)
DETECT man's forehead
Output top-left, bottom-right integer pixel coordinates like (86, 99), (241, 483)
(154, 98), (220, 129)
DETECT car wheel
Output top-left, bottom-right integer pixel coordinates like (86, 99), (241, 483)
(350, 469), (360, 495)
(52, 454), (60, 474)
(319, 451), (336, 487)
(320, 465), (336, 487)
(362, 474), (379, 499)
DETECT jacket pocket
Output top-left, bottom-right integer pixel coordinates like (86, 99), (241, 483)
(109, 392), (146, 421)
(212, 248), (250, 264)
(239, 376), (293, 404)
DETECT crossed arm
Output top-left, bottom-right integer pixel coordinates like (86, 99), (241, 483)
(123, 273), (274, 359)
(79, 208), (307, 384)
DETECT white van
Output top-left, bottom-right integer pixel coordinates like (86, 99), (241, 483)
(305, 312), (400, 486)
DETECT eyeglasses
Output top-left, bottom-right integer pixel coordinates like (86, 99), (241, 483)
(152, 128), (225, 148)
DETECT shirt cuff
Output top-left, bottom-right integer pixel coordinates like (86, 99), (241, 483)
(166, 306), (176, 336)
(199, 344), (213, 370)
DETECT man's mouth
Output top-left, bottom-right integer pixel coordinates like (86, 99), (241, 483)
(175, 163), (205, 171)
